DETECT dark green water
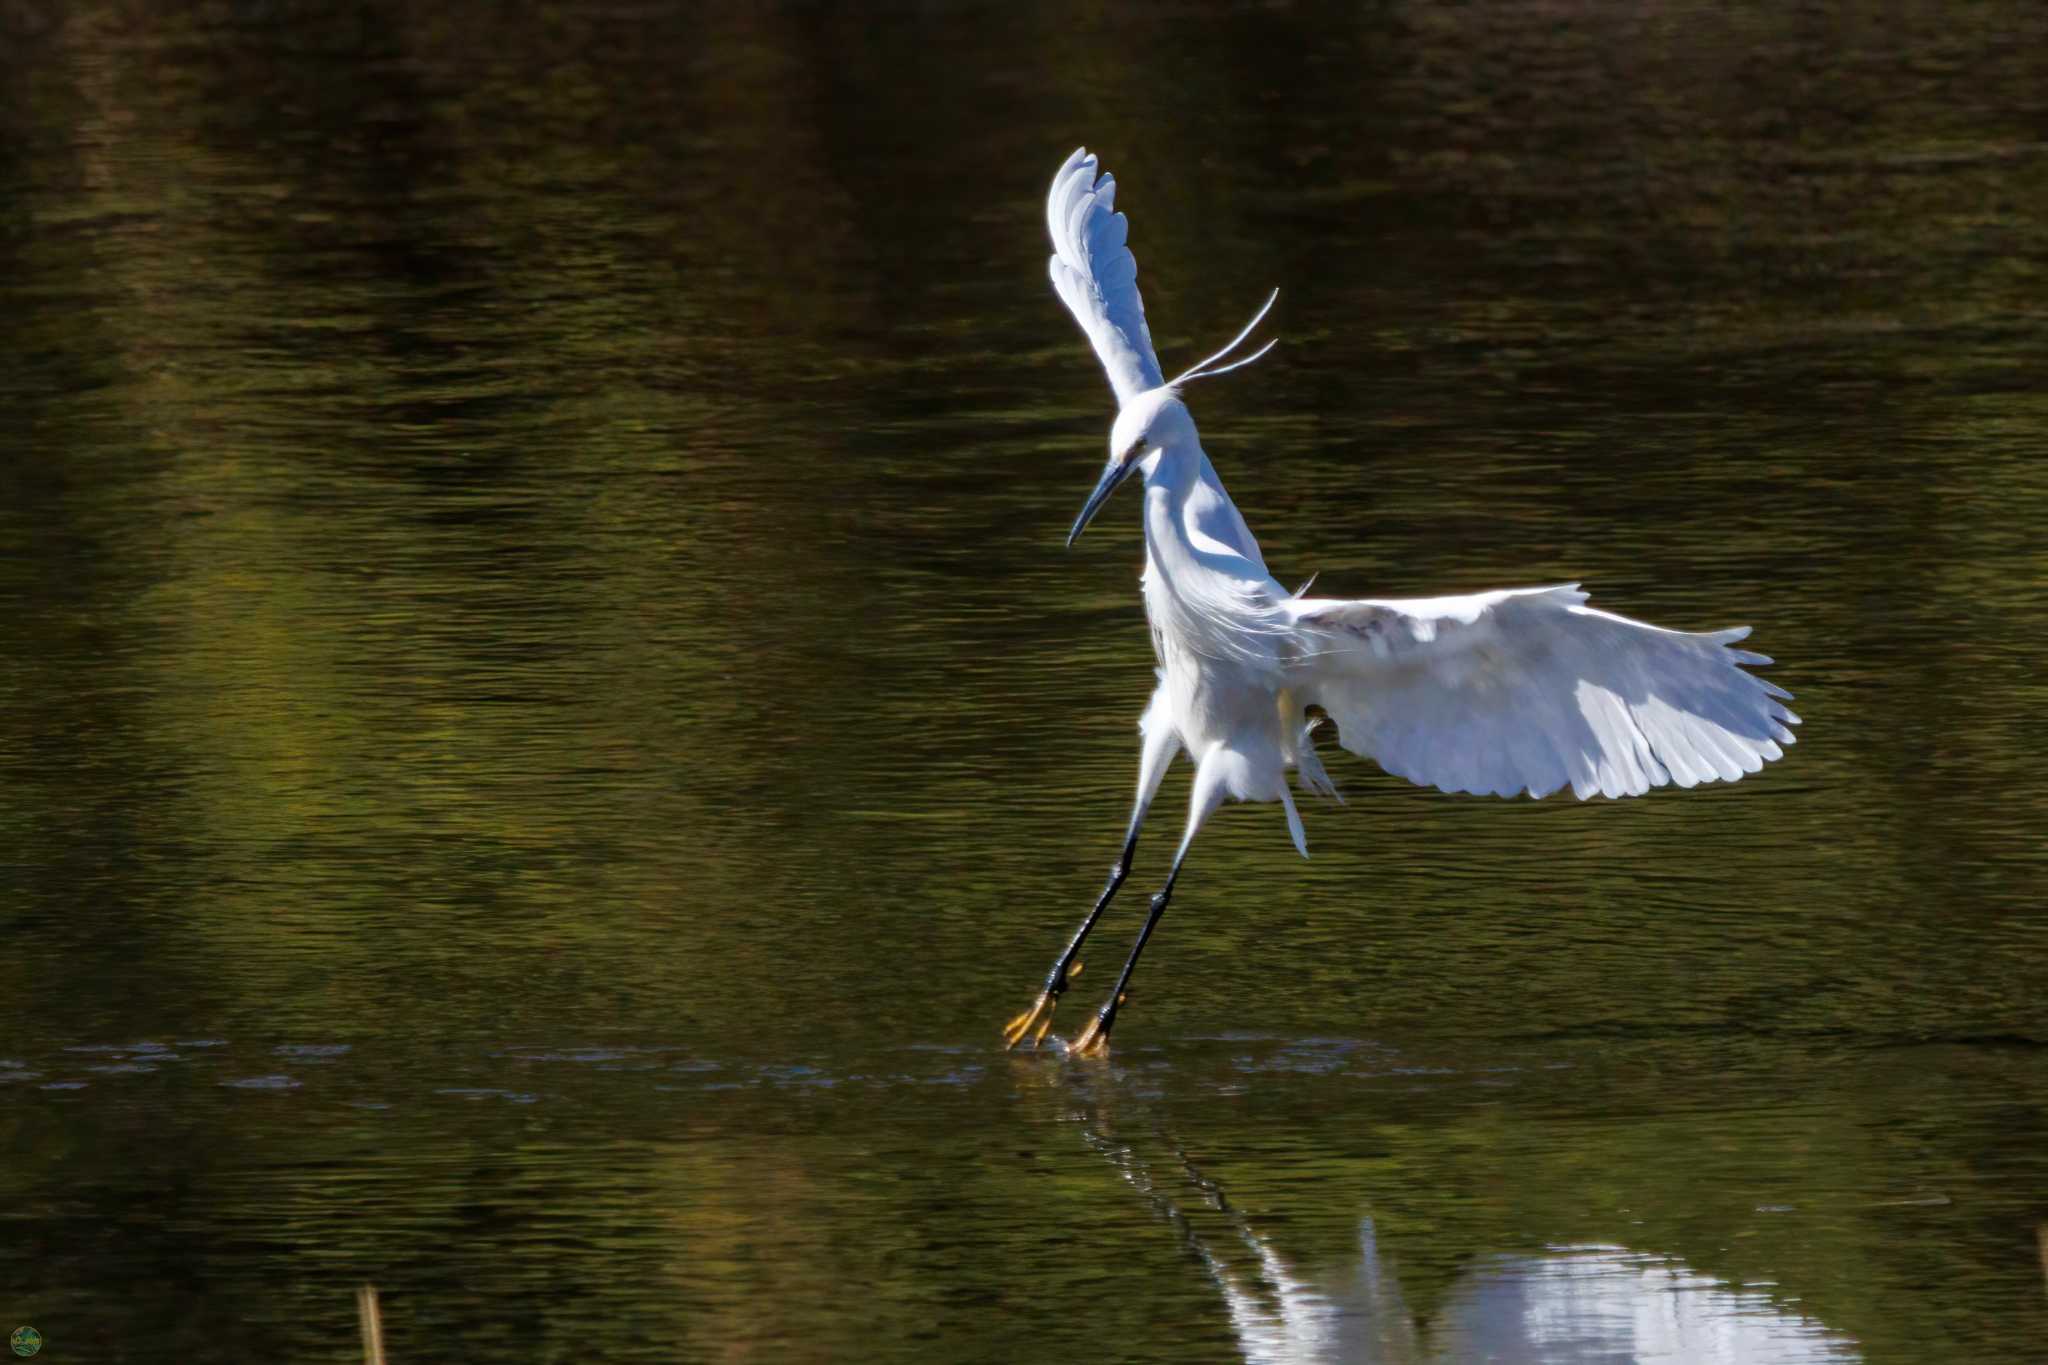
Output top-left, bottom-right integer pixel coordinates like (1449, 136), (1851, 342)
(4, 3), (2046, 1360)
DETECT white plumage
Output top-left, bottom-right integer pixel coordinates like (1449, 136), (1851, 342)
(1289, 585), (1798, 801)
(1046, 148), (1164, 406)
(1004, 148), (1798, 1056)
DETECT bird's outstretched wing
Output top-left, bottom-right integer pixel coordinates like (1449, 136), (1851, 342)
(1286, 584), (1798, 800)
(1047, 148), (1165, 406)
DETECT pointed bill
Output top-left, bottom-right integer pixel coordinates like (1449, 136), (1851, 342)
(1067, 456), (1142, 547)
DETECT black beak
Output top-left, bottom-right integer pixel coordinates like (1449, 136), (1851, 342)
(1067, 456), (1141, 547)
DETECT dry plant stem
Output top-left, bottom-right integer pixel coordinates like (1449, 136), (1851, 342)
(357, 1284), (386, 1365)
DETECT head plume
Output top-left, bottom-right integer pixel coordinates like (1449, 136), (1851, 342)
(1169, 288), (1280, 388)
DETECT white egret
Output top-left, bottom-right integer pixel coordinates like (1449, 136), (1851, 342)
(1004, 148), (1800, 1056)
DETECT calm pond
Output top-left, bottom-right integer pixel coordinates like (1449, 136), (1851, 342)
(3, 2), (2045, 1360)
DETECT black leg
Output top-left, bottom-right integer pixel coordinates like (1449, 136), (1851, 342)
(1069, 853), (1187, 1056)
(1049, 829), (1139, 994)
(1002, 830), (1140, 1049)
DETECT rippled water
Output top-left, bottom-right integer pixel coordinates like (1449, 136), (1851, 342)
(4, 2), (2046, 1360)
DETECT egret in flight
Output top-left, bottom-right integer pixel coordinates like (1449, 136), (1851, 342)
(1004, 148), (1799, 1057)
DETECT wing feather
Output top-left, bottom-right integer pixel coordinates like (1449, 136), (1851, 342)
(1047, 148), (1166, 406)
(1287, 585), (1799, 801)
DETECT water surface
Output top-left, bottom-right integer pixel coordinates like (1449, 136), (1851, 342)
(3, 2), (2046, 1359)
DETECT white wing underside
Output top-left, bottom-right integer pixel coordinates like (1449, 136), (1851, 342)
(1286, 585), (1799, 801)
(1047, 147), (1165, 406)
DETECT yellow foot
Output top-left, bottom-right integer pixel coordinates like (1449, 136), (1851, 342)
(1001, 963), (1081, 1050)
(1067, 995), (1125, 1058)
(1002, 993), (1058, 1050)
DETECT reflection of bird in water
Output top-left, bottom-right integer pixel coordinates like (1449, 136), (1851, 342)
(1078, 1111), (1855, 1363)
(1005, 148), (1799, 1055)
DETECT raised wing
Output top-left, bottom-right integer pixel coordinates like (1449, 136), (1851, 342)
(1287, 584), (1799, 800)
(1047, 148), (1165, 406)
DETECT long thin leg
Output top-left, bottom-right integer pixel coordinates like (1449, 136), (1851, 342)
(1049, 827), (1137, 994)
(1003, 691), (1180, 1049)
(1069, 751), (1229, 1056)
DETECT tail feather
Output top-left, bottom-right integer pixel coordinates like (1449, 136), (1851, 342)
(1294, 721), (1344, 804)
(1281, 791), (1309, 859)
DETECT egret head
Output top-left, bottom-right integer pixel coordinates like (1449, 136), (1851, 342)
(1068, 389), (1190, 547)
(1067, 288), (1280, 548)
(1109, 388), (1194, 465)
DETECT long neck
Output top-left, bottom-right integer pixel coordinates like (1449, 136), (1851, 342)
(1136, 439), (1284, 669)
(1140, 440), (1269, 580)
